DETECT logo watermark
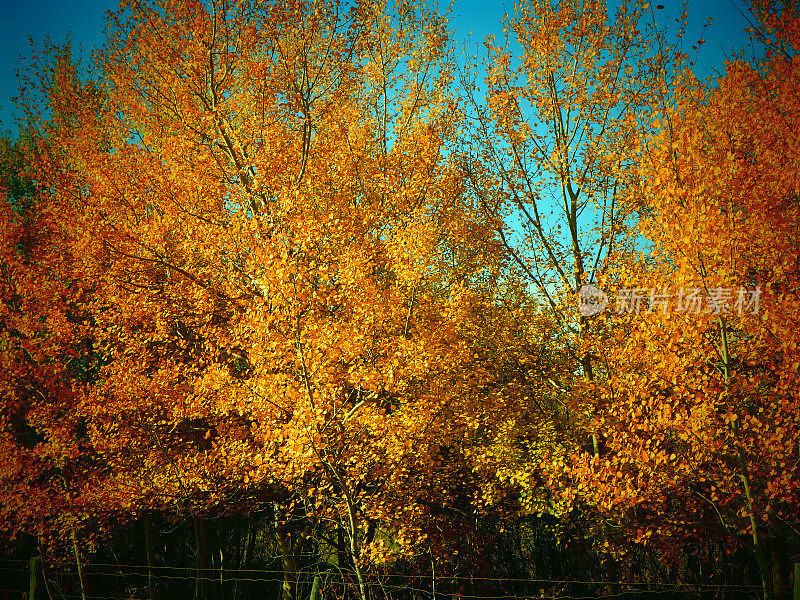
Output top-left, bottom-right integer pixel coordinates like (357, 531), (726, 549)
(578, 284), (609, 316)
(578, 285), (761, 316)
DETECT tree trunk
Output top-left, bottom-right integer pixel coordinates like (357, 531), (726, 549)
(337, 525), (347, 573)
(144, 512), (157, 600)
(739, 473), (774, 600)
(274, 503), (300, 600)
(769, 533), (792, 600)
(194, 516), (212, 600)
(310, 575), (321, 600)
(36, 539), (55, 600)
(233, 516), (256, 600)
(213, 520), (223, 600)
(243, 515), (256, 571)
(343, 503), (367, 600)
(71, 527), (88, 600)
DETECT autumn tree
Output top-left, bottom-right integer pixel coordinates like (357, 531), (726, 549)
(0, 45), (122, 600)
(568, 3), (800, 598)
(2, 1), (512, 598)
(456, 1), (679, 559)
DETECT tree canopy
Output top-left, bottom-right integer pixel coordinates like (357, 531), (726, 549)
(1, 1), (798, 599)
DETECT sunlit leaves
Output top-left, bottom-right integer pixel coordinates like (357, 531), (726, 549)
(0, 0), (519, 569)
(571, 10), (800, 572)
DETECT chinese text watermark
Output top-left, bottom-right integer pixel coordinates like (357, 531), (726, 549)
(579, 285), (761, 316)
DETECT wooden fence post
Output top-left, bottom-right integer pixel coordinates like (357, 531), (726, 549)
(29, 556), (41, 600)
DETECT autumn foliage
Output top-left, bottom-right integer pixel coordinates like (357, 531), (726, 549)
(568, 11), (800, 596)
(1, 0), (799, 599)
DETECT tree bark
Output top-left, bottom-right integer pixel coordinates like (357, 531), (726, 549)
(71, 527), (88, 600)
(233, 516), (257, 600)
(769, 532), (792, 600)
(274, 503), (310, 600)
(310, 574), (321, 600)
(194, 516), (212, 600)
(144, 512), (157, 600)
(243, 515), (256, 571)
(36, 539), (55, 600)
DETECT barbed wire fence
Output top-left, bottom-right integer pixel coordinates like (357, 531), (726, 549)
(0, 558), (770, 600)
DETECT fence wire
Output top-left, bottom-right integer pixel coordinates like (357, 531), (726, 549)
(0, 558), (767, 600)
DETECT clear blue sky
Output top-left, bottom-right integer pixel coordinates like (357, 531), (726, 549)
(0, 0), (754, 135)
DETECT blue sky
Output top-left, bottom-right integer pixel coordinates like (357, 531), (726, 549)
(0, 0), (754, 135)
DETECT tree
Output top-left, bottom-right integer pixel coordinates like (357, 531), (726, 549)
(2, 2), (510, 598)
(458, 1), (676, 562)
(569, 3), (800, 598)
